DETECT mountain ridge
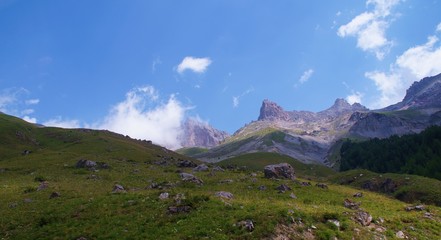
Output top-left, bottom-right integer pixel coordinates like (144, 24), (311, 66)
(185, 73), (441, 166)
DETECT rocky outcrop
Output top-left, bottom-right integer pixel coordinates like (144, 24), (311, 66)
(258, 99), (291, 121)
(264, 163), (296, 180)
(180, 118), (230, 148)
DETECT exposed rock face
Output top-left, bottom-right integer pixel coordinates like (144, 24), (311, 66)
(264, 163), (296, 180)
(180, 118), (230, 148)
(258, 99), (291, 121)
(386, 73), (441, 110)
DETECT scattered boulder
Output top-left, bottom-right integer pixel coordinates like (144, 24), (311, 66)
(257, 185), (267, 191)
(22, 150), (31, 155)
(49, 192), (61, 199)
(353, 192), (363, 198)
(344, 198), (361, 210)
(215, 191), (234, 200)
(24, 198), (33, 203)
(174, 193), (186, 205)
(219, 179), (234, 184)
(300, 181), (311, 186)
(264, 163), (296, 180)
(76, 159), (97, 168)
(276, 184), (292, 192)
(112, 184), (126, 193)
(354, 211), (372, 226)
(212, 166), (225, 172)
(179, 173), (203, 185)
(193, 164), (209, 172)
(405, 205), (425, 211)
(168, 205), (191, 214)
(290, 193), (297, 199)
(37, 181), (49, 191)
(236, 220), (254, 232)
(176, 159), (197, 168)
(315, 183), (328, 189)
(159, 192), (169, 200)
(327, 219), (340, 229)
(396, 231), (405, 239)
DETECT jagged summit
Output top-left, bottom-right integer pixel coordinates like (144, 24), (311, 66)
(386, 73), (441, 110)
(320, 98), (368, 117)
(258, 99), (290, 121)
(258, 98), (368, 122)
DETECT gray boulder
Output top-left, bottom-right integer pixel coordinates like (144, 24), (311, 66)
(264, 163), (296, 180)
(215, 191), (234, 200)
(193, 164), (209, 172)
(76, 159), (97, 168)
(179, 173), (203, 185)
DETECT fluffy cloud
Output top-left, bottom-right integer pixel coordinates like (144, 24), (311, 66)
(346, 91), (364, 104)
(98, 86), (187, 150)
(365, 26), (441, 108)
(299, 69), (314, 84)
(23, 116), (37, 124)
(43, 117), (81, 129)
(437, 22), (441, 32)
(338, 0), (401, 60)
(177, 56), (212, 74)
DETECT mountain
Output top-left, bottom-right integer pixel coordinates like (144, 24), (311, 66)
(187, 73), (441, 167)
(385, 73), (441, 110)
(179, 118), (230, 148)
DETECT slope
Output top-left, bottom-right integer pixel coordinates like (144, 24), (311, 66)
(1, 113), (441, 239)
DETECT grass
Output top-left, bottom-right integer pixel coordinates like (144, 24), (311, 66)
(217, 152), (336, 181)
(1, 113), (441, 239)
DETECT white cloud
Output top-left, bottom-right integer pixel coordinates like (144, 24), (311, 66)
(365, 25), (441, 108)
(337, 0), (401, 60)
(232, 87), (254, 108)
(23, 116), (37, 124)
(98, 86), (187, 150)
(395, 36), (441, 79)
(437, 22), (441, 32)
(25, 99), (40, 105)
(43, 117), (81, 129)
(177, 56), (212, 74)
(299, 69), (314, 84)
(232, 96), (239, 108)
(151, 57), (162, 73)
(346, 91), (364, 104)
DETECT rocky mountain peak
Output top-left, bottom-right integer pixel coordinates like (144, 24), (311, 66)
(320, 98), (368, 116)
(180, 118), (230, 148)
(385, 73), (441, 110)
(258, 99), (291, 121)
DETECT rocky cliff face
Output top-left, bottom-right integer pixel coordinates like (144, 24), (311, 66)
(258, 99), (291, 121)
(180, 118), (230, 148)
(386, 73), (441, 110)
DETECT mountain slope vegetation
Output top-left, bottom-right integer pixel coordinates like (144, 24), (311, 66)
(340, 125), (441, 180)
(1, 113), (441, 239)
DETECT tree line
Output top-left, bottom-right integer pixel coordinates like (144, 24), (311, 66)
(340, 125), (441, 180)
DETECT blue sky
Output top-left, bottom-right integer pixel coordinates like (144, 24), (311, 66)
(1, 0), (441, 149)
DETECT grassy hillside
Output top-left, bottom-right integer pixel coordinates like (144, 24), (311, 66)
(331, 169), (441, 207)
(1, 113), (441, 239)
(217, 152), (335, 181)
